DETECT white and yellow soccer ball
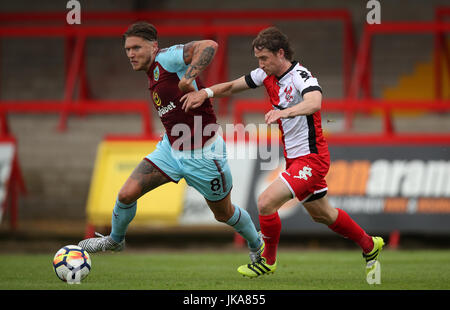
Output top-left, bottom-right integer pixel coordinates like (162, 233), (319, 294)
(53, 245), (91, 284)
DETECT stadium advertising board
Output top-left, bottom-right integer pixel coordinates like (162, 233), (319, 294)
(87, 140), (449, 234)
(86, 140), (185, 227)
(246, 145), (450, 234)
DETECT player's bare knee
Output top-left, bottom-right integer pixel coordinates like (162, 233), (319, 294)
(257, 194), (274, 215)
(208, 198), (234, 223)
(213, 211), (229, 223)
(117, 188), (137, 205)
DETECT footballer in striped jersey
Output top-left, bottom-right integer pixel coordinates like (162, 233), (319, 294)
(181, 26), (384, 278)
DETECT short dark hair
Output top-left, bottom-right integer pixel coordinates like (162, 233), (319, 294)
(123, 21), (158, 43)
(252, 27), (293, 61)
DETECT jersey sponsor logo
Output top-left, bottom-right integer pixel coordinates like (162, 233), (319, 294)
(153, 65), (160, 81)
(152, 91), (161, 106)
(157, 101), (176, 117)
(294, 166), (313, 180)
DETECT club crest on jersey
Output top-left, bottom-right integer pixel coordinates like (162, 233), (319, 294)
(152, 91), (161, 106)
(153, 65), (160, 81)
(294, 166), (312, 180)
(284, 86), (294, 102)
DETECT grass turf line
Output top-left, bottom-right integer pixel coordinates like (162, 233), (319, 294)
(1, 249), (449, 290)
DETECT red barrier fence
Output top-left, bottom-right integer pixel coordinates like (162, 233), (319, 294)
(344, 21), (450, 134)
(0, 9), (355, 132)
(436, 7), (450, 100)
(0, 23), (270, 135)
(0, 10), (448, 144)
(234, 10), (450, 145)
(233, 98), (450, 145)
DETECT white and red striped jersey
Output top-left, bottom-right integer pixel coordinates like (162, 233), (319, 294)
(245, 61), (328, 159)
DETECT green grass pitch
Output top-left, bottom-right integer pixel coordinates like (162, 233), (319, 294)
(1, 249), (449, 290)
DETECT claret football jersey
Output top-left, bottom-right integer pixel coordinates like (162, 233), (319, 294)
(147, 44), (218, 150)
(245, 61), (328, 159)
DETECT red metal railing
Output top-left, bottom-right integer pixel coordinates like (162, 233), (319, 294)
(0, 8), (355, 84)
(234, 12), (450, 145)
(436, 7), (450, 100)
(2, 10), (447, 145)
(345, 21), (450, 135)
(349, 22), (450, 100)
(233, 98), (450, 145)
(0, 23), (269, 135)
(0, 9), (355, 133)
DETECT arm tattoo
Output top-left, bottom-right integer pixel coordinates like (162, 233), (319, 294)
(183, 46), (215, 80)
(184, 65), (198, 80)
(195, 46), (215, 67)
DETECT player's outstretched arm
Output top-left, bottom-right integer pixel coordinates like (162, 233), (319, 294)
(265, 90), (322, 124)
(178, 40), (218, 93)
(181, 76), (250, 112)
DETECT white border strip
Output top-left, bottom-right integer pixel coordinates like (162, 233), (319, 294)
(279, 173), (295, 199)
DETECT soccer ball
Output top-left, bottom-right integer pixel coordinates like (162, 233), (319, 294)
(53, 245), (91, 284)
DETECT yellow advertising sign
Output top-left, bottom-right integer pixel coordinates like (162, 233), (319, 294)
(86, 140), (186, 226)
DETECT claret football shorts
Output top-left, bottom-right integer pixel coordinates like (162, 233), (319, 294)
(279, 153), (330, 203)
(145, 133), (232, 202)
